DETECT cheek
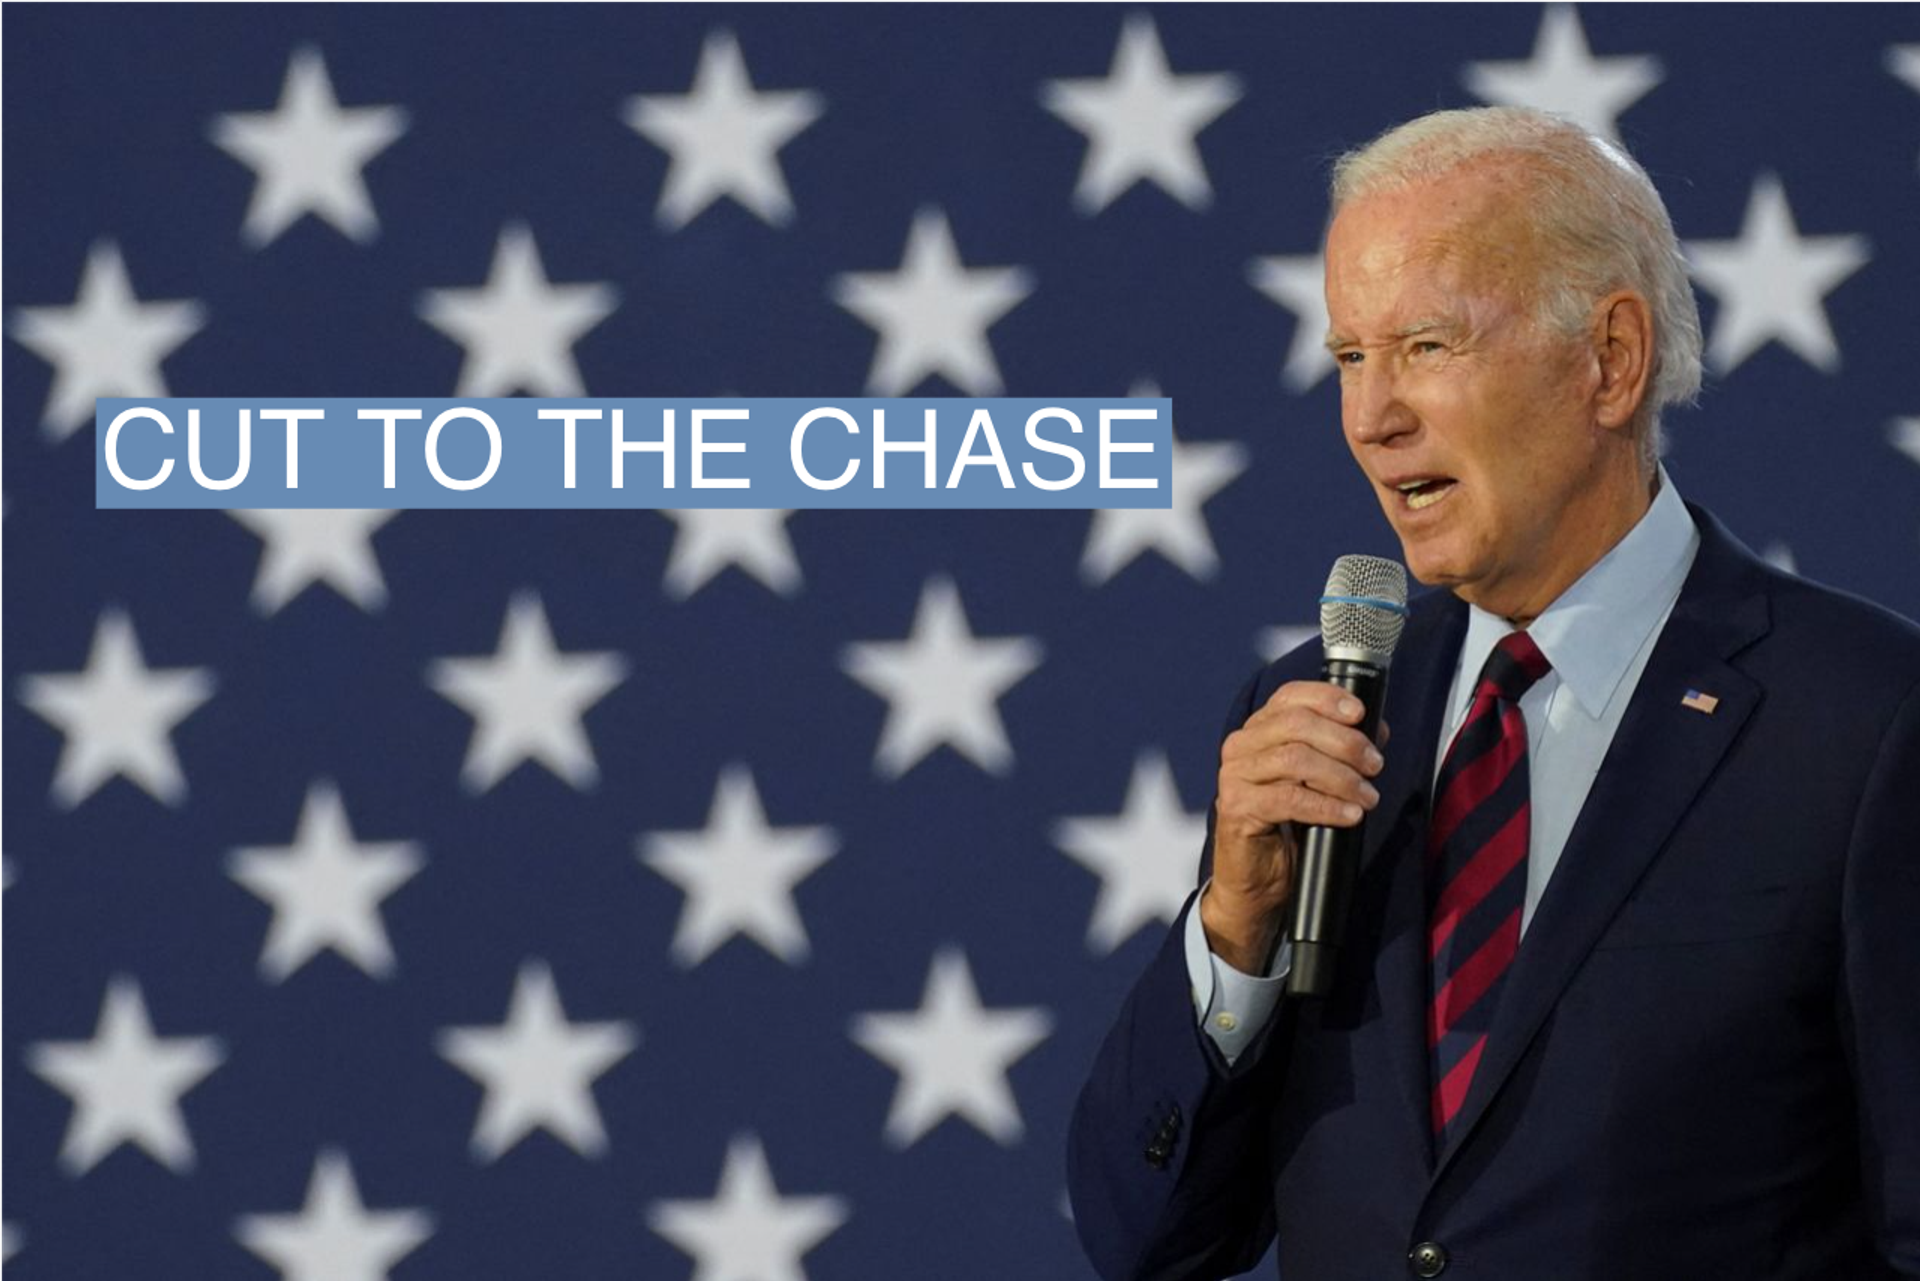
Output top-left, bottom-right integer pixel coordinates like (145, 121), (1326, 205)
(1400, 375), (1474, 439)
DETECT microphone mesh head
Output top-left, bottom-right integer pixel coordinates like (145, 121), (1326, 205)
(1319, 555), (1408, 665)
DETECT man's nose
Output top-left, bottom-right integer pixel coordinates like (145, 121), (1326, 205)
(1344, 362), (1418, 445)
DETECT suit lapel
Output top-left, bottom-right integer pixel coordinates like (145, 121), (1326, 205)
(1429, 510), (1772, 1179)
(1362, 595), (1466, 1166)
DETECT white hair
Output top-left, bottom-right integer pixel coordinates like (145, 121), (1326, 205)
(1331, 107), (1703, 462)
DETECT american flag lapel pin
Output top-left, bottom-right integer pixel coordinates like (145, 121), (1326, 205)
(1681, 689), (1720, 714)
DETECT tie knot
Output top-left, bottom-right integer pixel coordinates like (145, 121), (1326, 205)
(1474, 631), (1551, 704)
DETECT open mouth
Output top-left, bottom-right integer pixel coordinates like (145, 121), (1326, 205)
(1394, 477), (1456, 511)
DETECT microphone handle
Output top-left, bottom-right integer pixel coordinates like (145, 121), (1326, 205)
(1284, 657), (1388, 998)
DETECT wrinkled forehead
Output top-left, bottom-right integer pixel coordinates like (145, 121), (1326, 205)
(1324, 171), (1545, 320)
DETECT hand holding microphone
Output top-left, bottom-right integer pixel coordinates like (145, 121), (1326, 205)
(1204, 556), (1407, 991)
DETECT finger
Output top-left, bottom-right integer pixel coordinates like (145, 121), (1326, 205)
(1232, 779), (1368, 829)
(1244, 680), (1370, 731)
(1234, 742), (1381, 809)
(1226, 704), (1384, 778)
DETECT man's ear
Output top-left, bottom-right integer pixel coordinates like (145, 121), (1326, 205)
(1593, 291), (1654, 432)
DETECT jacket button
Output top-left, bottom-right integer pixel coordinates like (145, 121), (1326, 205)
(1408, 1242), (1448, 1277)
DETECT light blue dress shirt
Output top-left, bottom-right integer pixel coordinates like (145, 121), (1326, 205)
(1186, 471), (1701, 1063)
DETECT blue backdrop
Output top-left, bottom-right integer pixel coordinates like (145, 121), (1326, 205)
(6, 5), (1918, 1279)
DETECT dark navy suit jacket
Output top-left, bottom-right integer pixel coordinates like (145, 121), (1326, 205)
(1069, 508), (1920, 1280)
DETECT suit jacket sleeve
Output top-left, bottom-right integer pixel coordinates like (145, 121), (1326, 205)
(1067, 662), (1310, 1281)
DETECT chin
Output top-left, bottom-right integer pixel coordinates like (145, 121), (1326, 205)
(1392, 539), (1459, 588)
(1391, 523), (1492, 595)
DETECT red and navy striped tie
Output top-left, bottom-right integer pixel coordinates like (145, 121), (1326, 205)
(1427, 630), (1551, 1141)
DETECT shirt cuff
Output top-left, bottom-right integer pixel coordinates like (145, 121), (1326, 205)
(1182, 881), (1291, 1066)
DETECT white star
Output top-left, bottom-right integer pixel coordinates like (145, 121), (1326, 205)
(625, 30), (823, 229)
(7, 241), (205, 441)
(234, 1149), (432, 1281)
(1461, 4), (1661, 142)
(25, 977), (225, 1175)
(417, 223), (618, 396)
(209, 46), (407, 247)
(1247, 253), (1334, 391)
(831, 209), (1033, 395)
(426, 591), (628, 793)
(640, 764), (837, 967)
(1054, 751), (1207, 954)
(660, 508), (802, 599)
(228, 509), (399, 614)
(1082, 384), (1246, 584)
(840, 576), (1043, 778)
(1258, 624), (1320, 663)
(1891, 416), (1920, 471)
(1761, 541), (1797, 575)
(19, 609), (215, 809)
(228, 781), (424, 982)
(2, 1222), (19, 1263)
(437, 961), (638, 1162)
(647, 1135), (848, 1281)
(1889, 43), (1920, 106)
(850, 948), (1052, 1148)
(1042, 13), (1242, 213)
(1686, 173), (1870, 375)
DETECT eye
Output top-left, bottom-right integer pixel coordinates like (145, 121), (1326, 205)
(1410, 340), (1445, 356)
(1336, 350), (1364, 366)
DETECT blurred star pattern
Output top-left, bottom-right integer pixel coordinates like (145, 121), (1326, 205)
(6, 6), (1918, 1278)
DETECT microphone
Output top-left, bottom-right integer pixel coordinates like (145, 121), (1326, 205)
(1284, 554), (1408, 998)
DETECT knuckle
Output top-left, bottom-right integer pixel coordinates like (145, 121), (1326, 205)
(1273, 741), (1318, 777)
(1222, 725), (1266, 764)
(1276, 680), (1333, 715)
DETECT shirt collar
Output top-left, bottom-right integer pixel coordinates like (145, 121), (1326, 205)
(1454, 467), (1699, 720)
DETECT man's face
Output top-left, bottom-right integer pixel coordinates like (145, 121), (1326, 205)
(1324, 167), (1629, 623)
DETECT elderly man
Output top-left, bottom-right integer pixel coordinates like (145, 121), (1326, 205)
(1068, 107), (1920, 1280)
